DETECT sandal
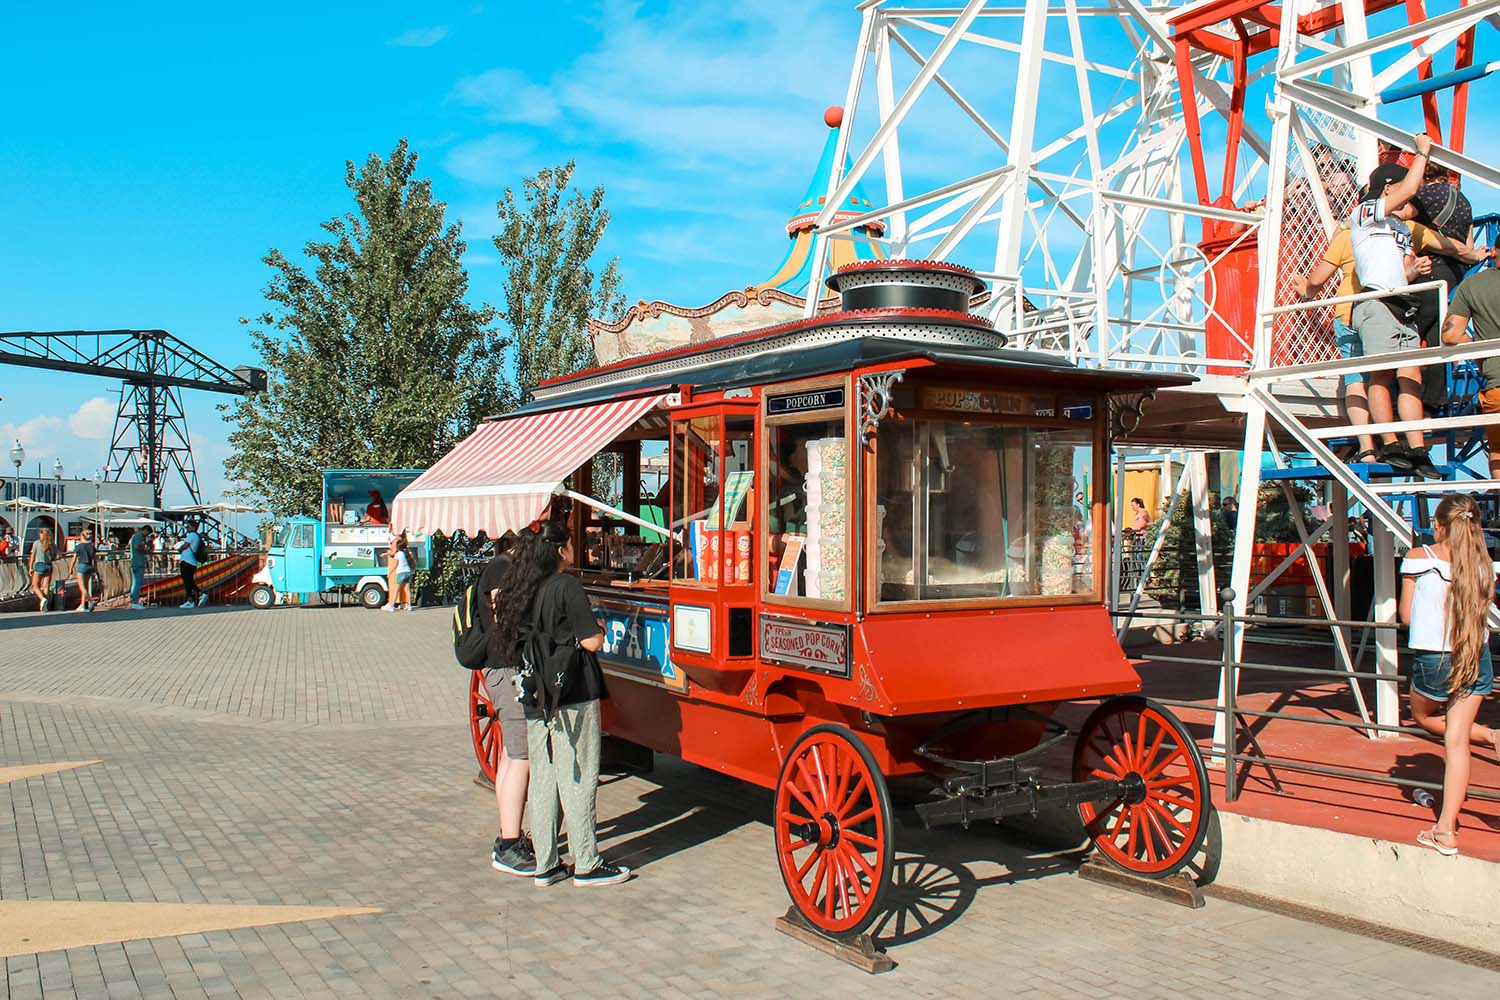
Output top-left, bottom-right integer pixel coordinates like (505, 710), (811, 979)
(1349, 449), (1379, 464)
(1417, 827), (1459, 856)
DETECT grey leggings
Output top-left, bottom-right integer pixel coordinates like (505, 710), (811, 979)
(525, 700), (602, 875)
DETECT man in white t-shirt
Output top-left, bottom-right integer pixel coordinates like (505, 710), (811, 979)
(1348, 132), (1440, 478)
(177, 519), (207, 608)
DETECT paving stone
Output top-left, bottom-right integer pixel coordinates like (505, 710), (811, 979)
(0, 605), (1495, 998)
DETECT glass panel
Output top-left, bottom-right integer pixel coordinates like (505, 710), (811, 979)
(672, 416), (722, 583)
(767, 418), (848, 601)
(877, 420), (1093, 601)
(290, 523), (316, 549)
(270, 525), (287, 549)
(721, 415), (755, 585)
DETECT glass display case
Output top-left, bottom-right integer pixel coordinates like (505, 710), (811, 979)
(873, 385), (1099, 605)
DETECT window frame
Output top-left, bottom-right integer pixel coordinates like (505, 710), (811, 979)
(758, 374), (855, 614)
(669, 411), (724, 590)
(864, 382), (1106, 612)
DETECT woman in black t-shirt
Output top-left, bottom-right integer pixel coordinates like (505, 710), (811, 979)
(496, 522), (631, 888)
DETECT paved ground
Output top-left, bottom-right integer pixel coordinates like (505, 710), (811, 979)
(0, 603), (1496, 999)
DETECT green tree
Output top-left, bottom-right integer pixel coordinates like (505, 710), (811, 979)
(227, 139), (509, 515)
(493, 160), (625, 400)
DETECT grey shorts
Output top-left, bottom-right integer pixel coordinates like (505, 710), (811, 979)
(482, 666), (529, 760)
(1352, 298), (1420, 356)
(1332, 317), (1366, 387)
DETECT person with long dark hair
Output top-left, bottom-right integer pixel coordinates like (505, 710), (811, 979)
(1400, 493), (1496, 856)
(479, 530), (534, 876)
(495, 521), (630, 887)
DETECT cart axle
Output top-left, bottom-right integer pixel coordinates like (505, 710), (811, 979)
(915, 775), (1129, 829)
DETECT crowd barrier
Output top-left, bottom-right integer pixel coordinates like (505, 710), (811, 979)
(1118, 589), (1500, 805)
(1, 550), (262, 607)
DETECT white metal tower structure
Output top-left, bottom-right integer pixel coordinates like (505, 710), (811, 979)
(805, 0), (1500, 737)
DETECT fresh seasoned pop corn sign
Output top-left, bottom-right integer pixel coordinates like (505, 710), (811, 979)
(759, 617), (849, 675)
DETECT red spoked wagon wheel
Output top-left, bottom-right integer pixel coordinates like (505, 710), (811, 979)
(1073, 696), (1210, 877)
(774, 724), (894, 939)
(469, 672), (501, 783)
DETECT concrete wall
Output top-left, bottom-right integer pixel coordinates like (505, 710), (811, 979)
(1215, 811), (1500, 951)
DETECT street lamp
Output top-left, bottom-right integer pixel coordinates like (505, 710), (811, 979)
(52, 458), (63, 545)
(99, 464), (110, 546)
(9, 440), (22, 545)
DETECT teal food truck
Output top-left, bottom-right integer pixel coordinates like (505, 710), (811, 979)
(250, 469), (432, 609)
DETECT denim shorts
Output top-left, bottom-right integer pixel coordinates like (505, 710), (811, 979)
(1332, 317), (1366, 387)
(1410, 645), (1494, 701)
(395, 570), (413, 584)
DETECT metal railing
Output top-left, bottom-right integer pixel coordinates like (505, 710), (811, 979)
(1118, 587), (1500, 805)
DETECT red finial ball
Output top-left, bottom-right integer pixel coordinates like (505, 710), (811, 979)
(824, 105), (844, 129)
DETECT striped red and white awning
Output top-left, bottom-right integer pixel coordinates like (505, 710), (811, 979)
(392, 393), (669, 538)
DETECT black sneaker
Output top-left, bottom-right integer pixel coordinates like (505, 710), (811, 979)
(573, 861), (632, 887)
(533, 863), (570, 887)
(491, 837), (536, 876)
(1406, 447), (1443, 480)
(1378, 444), (1416, 472)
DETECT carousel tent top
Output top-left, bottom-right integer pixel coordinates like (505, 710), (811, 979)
(758, 105), (886, 297)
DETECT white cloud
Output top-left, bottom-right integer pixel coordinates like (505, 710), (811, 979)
(389, 25), (449, 48)
(451, 68), (560, 126)
(0, 415), (65, 459)
(67, 397), (116, 440)
(442, 133), (539, 187)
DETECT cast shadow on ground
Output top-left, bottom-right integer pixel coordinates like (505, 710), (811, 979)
(869, 845), (1079, 950)
(1391, 751), (1500, 830)
(0, 602), (256, 630)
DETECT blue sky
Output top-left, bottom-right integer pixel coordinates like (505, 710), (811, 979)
(2, 1), (1496, 504)
(0, 1), (857, 503)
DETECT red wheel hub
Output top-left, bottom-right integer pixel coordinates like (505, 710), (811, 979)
(468, 672), (501, 783)
(1073, 697), (1210, 878)
(774, 726), (894, 938)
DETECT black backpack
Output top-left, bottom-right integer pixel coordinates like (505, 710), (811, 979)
(190, 532), (207, 563)
(517, 579), (597, 720)
(452, 582), (489, 669)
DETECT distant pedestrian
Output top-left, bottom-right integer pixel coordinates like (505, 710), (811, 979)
(177, 519), (206, 609)
(29, 527), (56, 612)
(499, 521), (630, 888)
(384, 535), (414, 611)
(1399, 493), (1495, 856)
(0, 532), (10, 558)
(74, 527), (99, 612)
(1130, 497), (1152, 534)
(480, 530), (534, 876)
(130, 525), (151, 608)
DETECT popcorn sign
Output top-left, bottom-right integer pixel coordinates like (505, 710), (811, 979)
(759, 618), (850, 676)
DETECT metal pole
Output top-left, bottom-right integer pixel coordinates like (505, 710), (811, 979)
(1372, 522), (1401, 735)
(1331, 480), (1351, 658)
(1220, 587), (1239, 801)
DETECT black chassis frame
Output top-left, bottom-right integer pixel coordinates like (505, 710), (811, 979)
(911, 707), (1143, 829)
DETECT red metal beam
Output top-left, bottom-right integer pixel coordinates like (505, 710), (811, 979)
(1451, 22), (1476, 156)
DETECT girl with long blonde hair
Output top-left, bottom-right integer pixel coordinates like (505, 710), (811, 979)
(1399, 493), (1496, 855)
(29, 526), (56, 612)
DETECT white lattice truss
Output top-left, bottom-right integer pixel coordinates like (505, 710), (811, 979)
(805, 0), (1500, 739)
